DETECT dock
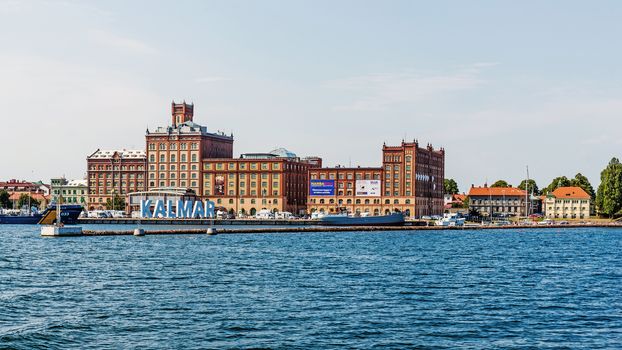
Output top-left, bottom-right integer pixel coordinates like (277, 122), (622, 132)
(78, 223), (622, 236)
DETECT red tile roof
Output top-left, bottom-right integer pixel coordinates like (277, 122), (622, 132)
(468, 186), (526, 197)
(8, 192), (50, 201)
(551, 186), (590, 199)
(453, 194), (467, 202)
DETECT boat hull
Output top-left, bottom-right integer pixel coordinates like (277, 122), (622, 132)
(319, 213), (405, 226)
(0, 205), (83, 225)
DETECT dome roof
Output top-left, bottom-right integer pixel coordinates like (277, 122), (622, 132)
(269, 147), (297, 158)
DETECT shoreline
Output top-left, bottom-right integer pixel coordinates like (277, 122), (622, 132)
(78, 223), (622, 236)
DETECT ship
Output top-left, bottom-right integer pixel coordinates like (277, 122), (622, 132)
(0, 204), (83, 225)
(319, 212), (405, 226)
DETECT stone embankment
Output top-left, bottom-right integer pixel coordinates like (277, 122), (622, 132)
(81, 223), (622, 236)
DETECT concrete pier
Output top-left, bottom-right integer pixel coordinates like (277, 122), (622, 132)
(77, 223), (622, 237)
(41, 226), (83, 237)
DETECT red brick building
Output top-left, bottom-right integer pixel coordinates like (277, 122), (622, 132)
(308, 140), (445, 218)
(146, 101), (234, 195)
(86, 149), (147, 210)
(202, 150), (316, 215)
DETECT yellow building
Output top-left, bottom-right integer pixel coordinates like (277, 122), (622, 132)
(543, 186), (591, 219)
(202, 150), (316, 216)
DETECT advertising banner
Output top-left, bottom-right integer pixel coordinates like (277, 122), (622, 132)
(310, 179), (335, 196)
(215, 175), (225, 195)
(355, 180), (381, 196)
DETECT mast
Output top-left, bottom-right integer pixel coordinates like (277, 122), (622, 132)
(525, 165), (530, 218)
(56, 192), (61, 226)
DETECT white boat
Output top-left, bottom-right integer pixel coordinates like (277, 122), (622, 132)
(435, 213), (466, 226)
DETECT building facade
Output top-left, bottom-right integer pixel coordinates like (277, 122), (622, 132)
(51, 178), (88, 206)
(86, 149), (147, 210)
(0, 180), (47, 194)
(146, 101), (234, 196)
(543, 186), (591, 219)
(307, 141), (445, 217)
(202, 149), (316, 215)
(467, 185), (527, 217)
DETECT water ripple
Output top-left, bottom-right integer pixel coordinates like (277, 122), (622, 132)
(1, 225), (621, 349)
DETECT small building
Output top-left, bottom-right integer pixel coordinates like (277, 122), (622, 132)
(0, 179), (48, 194)
(468, 185), (528, 217)
(444, 193), (467, 209)
(8, 192), (51, 209)
(51, 178), (88, 206)
(543, 186), (591, 219)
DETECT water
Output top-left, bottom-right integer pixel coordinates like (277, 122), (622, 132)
(1, 225), (621, 349)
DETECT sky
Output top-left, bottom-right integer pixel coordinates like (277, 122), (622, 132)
(1, 0), (622, 193)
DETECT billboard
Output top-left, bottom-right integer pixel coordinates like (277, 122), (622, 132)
(355, 180), (381, 196)
(310, 179), (335, 196)
(214, 175), (225, 195)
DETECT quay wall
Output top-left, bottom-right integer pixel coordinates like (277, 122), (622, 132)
(80, 223), (622, 236)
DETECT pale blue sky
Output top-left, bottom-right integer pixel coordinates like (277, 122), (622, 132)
(1, 0), (621, 192)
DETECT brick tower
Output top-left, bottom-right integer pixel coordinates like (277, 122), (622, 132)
(171, 101), (194, 127)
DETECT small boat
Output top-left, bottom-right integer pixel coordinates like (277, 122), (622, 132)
(319, 212), (405, 226)
(435, 213), (466, 226)
(0, 204), (83, 225)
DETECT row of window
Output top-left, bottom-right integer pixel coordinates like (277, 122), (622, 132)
(471, 199), (523, 205)
(149, 154), (198, 163)
(205, 173), (280, 180)
(53, 189), (86, 195)
(547, 206), (589, 211)
(89, 165), (145, 171)
(148, 142), (198, 151)
(150, 172), (198, 179)
(89, 181), (144, 188)
(205, 162), (282, 171)
(149, 181), (197, 188)
(311, 198), (412, 205)
(90, 173), (144, 179)
(312, 173), (382, 180)
(150, 164), (197, 171)
(214, 198), (279, 205)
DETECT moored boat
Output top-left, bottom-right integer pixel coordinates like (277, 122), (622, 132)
(319, 213), (405, 226)
(435, 213), (466, 226)
(0, 204), (83, 225)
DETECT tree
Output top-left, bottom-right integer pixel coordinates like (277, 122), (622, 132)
(571, 173), (595, 199)
(596, 158), (622, 217)
(518, 179), (539, 195)
(0, 190), (9, 208)
(105, 194), (126, 211)
(443, 179), (459, 194)
(17, 193), (40, 209)
(543, 176), (571, 194)
(491, 180), (510, 188)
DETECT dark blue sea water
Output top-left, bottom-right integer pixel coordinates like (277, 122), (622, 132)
(1, 225), (621, 349)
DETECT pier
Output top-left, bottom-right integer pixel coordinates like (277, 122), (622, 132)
(77, 222), (622, 236)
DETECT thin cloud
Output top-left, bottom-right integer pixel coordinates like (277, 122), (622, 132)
(89, 30), (157, 55)
(195, 77), (231, 83)
(326, 64), (490, 111)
